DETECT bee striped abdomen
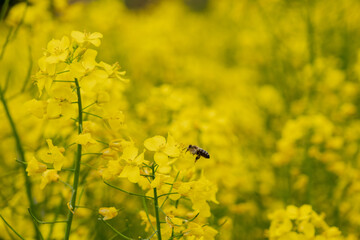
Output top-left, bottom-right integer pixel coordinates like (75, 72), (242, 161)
(198, 149), (210, 158)
(186, 144), (210, 162)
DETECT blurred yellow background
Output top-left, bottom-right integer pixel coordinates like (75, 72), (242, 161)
(1, 0), (360, 239)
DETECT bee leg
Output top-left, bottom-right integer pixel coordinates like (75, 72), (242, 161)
(195, 155), (201, 162)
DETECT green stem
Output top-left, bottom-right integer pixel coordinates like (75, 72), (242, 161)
(64, 78), (83, 240)
(28, 208), (67, 224)
(0, 0), (10, 21)
(0, 87), (40, 239)
(142, 196), (156, 233)
(83, 111), (103, 119)
(0, 214), (25, 240)
(103, 181), (153, 199)
(151, 164), (162, 240)
(21, 45), (32, 93)
(101, 219), (133, 240)
(47, 195), (65, 240)
(0, 27), (13, 60)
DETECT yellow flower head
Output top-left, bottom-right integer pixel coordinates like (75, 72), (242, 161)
(26, 157), (47, 176)
(144, 133), (180, 166)
(98, 61), (128, 83)
(119, 146), (145, 183)
(34, 56), (56, 96)
(25, 99), (47, 119)
(40, 139), (66, 171)
(109, 139), (133, 152)
(99, 207), (118, 220)
(40, 170), (59, 189)
(74, 133), (97, 146)
(101, 148), (118, 160)
(45, 36), (70, 64)
(139, 210), (156, 232)
(71, 31), (103, 47)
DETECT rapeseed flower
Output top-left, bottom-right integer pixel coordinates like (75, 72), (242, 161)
(26, 157), (47, 176)
(40, 170), (60, 189)
(99, 207), (118, 220)
(144, 134), (180, 166)
(119, 146), (145, 183)
(40, 139), (66, 171)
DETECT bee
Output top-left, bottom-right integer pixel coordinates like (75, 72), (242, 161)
(186, 145), (210, 162)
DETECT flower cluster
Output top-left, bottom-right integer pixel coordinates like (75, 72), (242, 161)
(268, 205), (344, 240)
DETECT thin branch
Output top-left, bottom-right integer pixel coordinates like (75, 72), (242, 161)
(103, 181), (153, 199)
(56, 70), (70, 75)
(82, 101), (97, 111)
(64, 78), (84, 240)
(0, 214), (25, 240)
(0, 27), (13, 60)
(21, 45), (33, 93)
(160, 171), (179, 208)
(0, 86), (40, 239)
(28, 208), (68, 224)
(83, 111), (103, 119)
(2, 70), (11, 94)
(157, 192), (179, 198)
(100, 219), (134, 240)
(82, 152), (102, 156)
(142, 196), (156, 233)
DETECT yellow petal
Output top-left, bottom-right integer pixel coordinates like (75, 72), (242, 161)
(122, 146), (138, 161)
(89, 32), (103, 39)
(75, 133), (97, 146)
(144, 136), (166, 151)
(154, 152), (168, 166)
(99, 207), (118, 220)
(82, 49), (97, 70)
(25, 99), (47, 119)
(60, 36), (70, 49)
(53, 160), (63, 171)
(71, 31), (85, 43)
(89, 39), (101, 47)
(163, 145), (180, 157)
(134, 151), (145, 165)
(46, 100), (62, 119)
(119, 165), (140, 183)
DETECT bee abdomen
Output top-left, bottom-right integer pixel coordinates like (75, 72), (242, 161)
(199, 149), (210, 158)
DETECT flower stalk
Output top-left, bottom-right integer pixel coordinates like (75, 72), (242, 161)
(0, 87), (40, 239)
(64, 78), (83, 240)
(151, 164), (162, 240)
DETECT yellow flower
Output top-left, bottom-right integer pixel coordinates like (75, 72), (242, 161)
(46, 99), (62, 119)
(25, 99), (47, 119)
(40, 139), (66, 171)
(71, 31), (103, 47)
(103, 111), (125, 131)
(165, 215), (183, 228)
(34, 56), (56, 96)
(96, 91), (110, 104)
(119, 146), (145, 183)
(69, 49), (98, 78)
(144, 134), (180, 166)
(99, 207), (118, 220)
(184, 222), (204, 237)
(298, 221), (315, 238)
(45, 36), (70, 64)
(26, 157), (47, 176)
(109, 139), (133, 152)
(75, 133), (97, 146)
(139, 210), (156, 232)
(101, 148), (118, 160)
(40, 170), (59, 189)
(177, 176), (218, 218)
(98, 61), (128, 83)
